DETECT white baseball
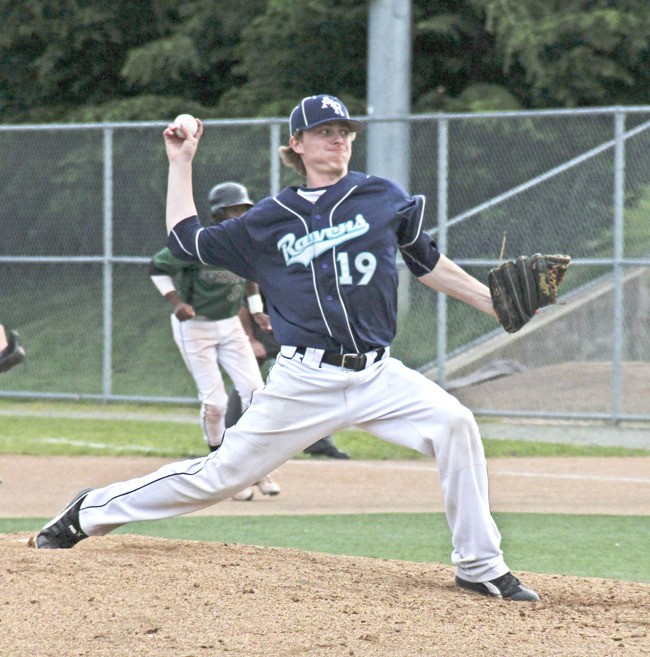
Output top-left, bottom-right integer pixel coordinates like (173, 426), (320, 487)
(173, 113), (198, 139)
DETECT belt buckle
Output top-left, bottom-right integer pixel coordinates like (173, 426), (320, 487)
(341, 353), (366, 371)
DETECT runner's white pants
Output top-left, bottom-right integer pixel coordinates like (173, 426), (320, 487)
(79, 353), (508, 582)
(171, 314), (263, 447)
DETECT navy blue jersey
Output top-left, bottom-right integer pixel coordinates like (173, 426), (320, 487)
(168, 171), (440, 352)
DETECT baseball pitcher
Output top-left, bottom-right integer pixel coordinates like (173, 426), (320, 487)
(37, 95), (544, 602)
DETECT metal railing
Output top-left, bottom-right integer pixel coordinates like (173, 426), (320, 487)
(1, 107), (648, 421)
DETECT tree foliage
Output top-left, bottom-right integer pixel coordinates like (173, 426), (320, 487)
(1, 0), (650, 123)
(472, 0), (650, 107)
(411, 0), (516, 111)
(0, 0), (173, 120)
(216, 0), (369, 117)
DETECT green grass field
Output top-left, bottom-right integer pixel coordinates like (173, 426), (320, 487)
(1, 400), (648, 583)
(1, 400), (646, 459)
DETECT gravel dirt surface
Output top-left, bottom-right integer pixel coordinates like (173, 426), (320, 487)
(0, 454), (649, 518)
(1, 453), (649, 656)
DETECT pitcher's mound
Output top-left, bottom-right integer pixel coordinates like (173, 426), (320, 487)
(2, 533), (648, 657)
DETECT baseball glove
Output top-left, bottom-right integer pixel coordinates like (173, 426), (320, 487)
(0, 331), (26, 373)
(488, 254), (571, 333)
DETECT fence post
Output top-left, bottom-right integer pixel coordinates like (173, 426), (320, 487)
(270, 122), (281, 196)
(612, 111), (626, 422)
(436, 117), (449, 387)
(103, 127), (114, 401)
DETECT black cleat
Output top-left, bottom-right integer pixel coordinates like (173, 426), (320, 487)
(36, 488), (92, 549)
(304, 439), (350, 459)
(456, 572), (540, 602)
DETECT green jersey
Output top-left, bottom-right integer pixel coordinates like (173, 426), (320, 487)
(150, 247), (245, 320)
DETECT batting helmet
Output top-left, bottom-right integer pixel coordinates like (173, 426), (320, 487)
(208, 182), (254, 217)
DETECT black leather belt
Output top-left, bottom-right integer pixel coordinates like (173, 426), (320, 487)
(295, 346), (387, 372)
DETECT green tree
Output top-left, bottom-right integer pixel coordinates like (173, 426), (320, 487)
(472, 0), (650, 107)
(3, 0), (650, 124)
(214, 0), (369, 117)
(120, 0), (266, 109)
(0, 0), (177, 121)
(412, 0), (522, 112)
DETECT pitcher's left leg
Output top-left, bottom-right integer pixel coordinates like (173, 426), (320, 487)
(426, 402), (506, 582)
(353, 359), (506, 582)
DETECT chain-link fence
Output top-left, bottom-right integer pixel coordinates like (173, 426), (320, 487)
(1, 108), (649, 422)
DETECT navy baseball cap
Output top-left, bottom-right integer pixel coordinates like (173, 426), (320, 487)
(289, 95), (364, 136)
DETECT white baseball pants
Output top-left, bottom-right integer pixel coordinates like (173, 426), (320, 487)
(171, 314), (263, 447)
(79, 352), (508, 582)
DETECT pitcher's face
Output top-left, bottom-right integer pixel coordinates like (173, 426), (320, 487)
(290, 121), (355, 181)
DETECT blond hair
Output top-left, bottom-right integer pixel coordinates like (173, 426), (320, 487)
(278, 144), (306, 177)
(278, 127), (357, 178)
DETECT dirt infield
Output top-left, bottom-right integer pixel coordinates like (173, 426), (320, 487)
(1, 454), (649, 518)
(1, 454), (649, 656)
(3, 533), (649, 657)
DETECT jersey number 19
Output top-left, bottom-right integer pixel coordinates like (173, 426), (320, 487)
(336, 251), (377, 285)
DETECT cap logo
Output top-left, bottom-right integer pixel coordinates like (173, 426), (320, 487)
(321, 96), (345, 117)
